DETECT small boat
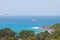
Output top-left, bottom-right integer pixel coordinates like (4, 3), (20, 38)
(32, 19), (36, 22)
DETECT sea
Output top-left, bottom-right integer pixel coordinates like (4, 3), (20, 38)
(0, 16), (60, 33)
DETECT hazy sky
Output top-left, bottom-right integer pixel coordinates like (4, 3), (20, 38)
(0, 0), (60, 16)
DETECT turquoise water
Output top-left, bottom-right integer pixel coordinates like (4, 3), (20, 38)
(0, 16), (60, 33)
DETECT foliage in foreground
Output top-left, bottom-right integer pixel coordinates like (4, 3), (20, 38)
(0, 23), (60, 40)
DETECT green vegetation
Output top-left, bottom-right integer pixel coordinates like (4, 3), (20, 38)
(0, 28), (16, 38)
(0, 23), (60, 40)
(6, 37), (18, 40)
(19, 30), (36, 40)
(36, 31), (49, 40)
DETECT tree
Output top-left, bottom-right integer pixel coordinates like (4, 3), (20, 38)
(36, 31), (49, 40)
(0, 28), (16, 38)
(19, 30), (35, 40)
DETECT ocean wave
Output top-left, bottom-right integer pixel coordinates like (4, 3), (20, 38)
(32, 27), (39, 29)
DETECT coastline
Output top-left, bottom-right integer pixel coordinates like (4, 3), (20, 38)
(0, 16), (60, 33)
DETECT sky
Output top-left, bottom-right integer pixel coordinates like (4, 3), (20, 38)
(0, 0), (60, 16)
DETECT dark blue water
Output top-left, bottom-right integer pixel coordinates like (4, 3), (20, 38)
(0, 16), (60, 33)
